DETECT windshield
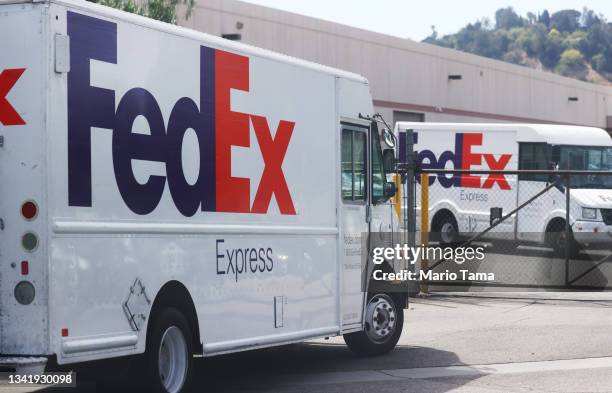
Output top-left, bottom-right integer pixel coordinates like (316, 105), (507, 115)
(559, 146), (612, 188)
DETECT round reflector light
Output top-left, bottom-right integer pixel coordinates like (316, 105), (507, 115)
(22, 232), (39, 252)
(14, 281), (35, 305)
(21, 200), (38, 220)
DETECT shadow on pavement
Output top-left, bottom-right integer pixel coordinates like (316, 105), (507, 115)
(197, 342), (476, 392)
(32, 342), (477, 393)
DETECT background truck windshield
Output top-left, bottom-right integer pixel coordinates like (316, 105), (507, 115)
(560, 146), (612, 188)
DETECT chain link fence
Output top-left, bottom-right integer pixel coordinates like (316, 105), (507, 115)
(400, 169), (612, 290)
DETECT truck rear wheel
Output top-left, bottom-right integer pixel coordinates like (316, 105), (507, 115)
(343, 294), (403, 356)
(144, 307), (194, 393)
(432, 211), (459, 246)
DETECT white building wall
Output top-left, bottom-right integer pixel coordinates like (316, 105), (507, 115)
(179, 0), (612, 129)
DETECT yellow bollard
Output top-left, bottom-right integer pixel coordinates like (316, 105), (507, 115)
(393, 174), (402, 221)
(419, 173), (429, 296)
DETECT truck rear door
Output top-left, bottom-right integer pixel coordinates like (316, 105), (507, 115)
(0, 2), (49, 356)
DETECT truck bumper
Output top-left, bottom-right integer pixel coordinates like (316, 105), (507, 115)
(0, 356), (47, 374)
(573, 220), (612, 246)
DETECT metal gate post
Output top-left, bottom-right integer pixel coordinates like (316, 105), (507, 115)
(404, 128), (416, 262)
(565, 173), (570, 287)
(420, 173), (429, 295)
(404, 129), (416, 240)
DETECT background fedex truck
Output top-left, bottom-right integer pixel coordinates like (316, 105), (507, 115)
(0, 0), (404, 391)
(396, 123), (612, 250)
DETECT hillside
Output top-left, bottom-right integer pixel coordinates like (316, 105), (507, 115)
(423, 7), (612, 85)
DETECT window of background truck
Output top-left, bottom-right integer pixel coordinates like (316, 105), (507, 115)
(559, 146), (611, 171)
(605, 149), (612, 170)
(518, 143), (549, 181)
(341, 129), (367, 202)
(560, 146), (612, 188)
(371, 128), (386, 203)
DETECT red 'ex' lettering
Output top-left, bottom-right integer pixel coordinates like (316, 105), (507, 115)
(482, 154), (512, 190)
(0, 68), (26, 126)
(460, 133), (482, 188)
(250, 115), (296, 215)
(215, 51), (251, 213)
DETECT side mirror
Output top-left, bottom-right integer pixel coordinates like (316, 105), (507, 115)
(384, 181), (396, 199)
(382, 128), (396, 148)
(383, 149), (396, 173)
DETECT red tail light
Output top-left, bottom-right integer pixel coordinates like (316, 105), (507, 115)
(21, 200), (38, 220)
(20, 261), (28, 275)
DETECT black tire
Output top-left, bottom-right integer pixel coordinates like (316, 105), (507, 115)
(547, 220), (580, 258)
(343, 293), (404, 356)
(143, 307), (194, 393)
(431, 211), (459, 246)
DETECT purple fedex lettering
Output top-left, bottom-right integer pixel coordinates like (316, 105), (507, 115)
(68, 12), (216, 216)
(67, 12), (117, 207)
(405, 131), (512, 190)
(67, 12), (295, 216)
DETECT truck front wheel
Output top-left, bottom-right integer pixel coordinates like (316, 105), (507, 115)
(343, 294), (404, 356)
(546, 220), (581, 258)
(144, 307), (194, 393)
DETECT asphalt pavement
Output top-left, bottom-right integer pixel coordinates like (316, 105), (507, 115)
(4, 292), (612, 393)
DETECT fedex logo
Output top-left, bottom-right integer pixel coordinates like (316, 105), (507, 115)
(0, 68), (26, 126)
(67, 12), (296, 217)
(399, 131), (512, 190)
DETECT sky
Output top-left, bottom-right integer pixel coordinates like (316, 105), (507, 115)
(241, 0), (612, 41)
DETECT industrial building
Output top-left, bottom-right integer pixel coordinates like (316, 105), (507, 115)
(179, 0), (612, 131)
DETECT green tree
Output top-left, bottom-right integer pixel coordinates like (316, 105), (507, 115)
(555, 48), (588, 80)
(540, 28), (565, 69)
(89, 0), (194, 24)
(420, 6), (612, 84)
(95, 0), (140, 14)
(550, 10), (581, 33)
(526, 12), (537, 25)
(580, 7), (601, 29)
(564, 31), (587, 50)
(495, 7), (523, 29)
(502, 48), (527, 65)
(516, 25), (545, 57)
(581, 22), (612, 60)
(539, 10), (551, 27)
(591, 54), (607, 72)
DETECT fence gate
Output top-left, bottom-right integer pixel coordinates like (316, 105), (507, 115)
(398, 165), (612, 291)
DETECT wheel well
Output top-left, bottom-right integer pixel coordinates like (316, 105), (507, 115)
(545, 217), (566, 244)
(148, 281), (202, 354)
(431, 209), (456, 231)
(369, 261), (408, 309)
(546, 217), (566, 232)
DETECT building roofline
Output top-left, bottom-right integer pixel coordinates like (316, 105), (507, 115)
(207, 0), (612, 94)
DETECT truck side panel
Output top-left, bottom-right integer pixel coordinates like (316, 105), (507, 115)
(44, 4), (362, 363)
(0, 4), (49, 355)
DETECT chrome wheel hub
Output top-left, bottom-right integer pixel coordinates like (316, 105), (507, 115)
(365, 295), (396, 343)
(158, 326), (188, 393)
(440, 222), (456, 244)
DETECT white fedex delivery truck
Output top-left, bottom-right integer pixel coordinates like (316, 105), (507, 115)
(0, 1), (404, 391)
(396, 123), (612, 251)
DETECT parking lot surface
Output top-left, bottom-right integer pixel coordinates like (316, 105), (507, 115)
(5, 292), (612, 393)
